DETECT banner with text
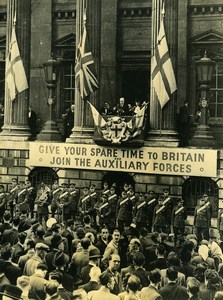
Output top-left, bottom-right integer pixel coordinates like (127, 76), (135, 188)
(29, 142), (218, 177)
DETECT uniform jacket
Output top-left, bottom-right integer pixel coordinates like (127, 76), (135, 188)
(25, 186), (36, 208)
(153, 204), (168, 227)
(51, 187), (61, 208)
(35, 188), (51, 214)
(79, 193), (93, 215)
(116, 196), (132, 221)
(17, 187), (29, 211)
(58, 190), (71, 214)
(194, 204), (211, 228)
(68, 189), (78, 212)
(108, 193), (118, 215)
(171, 205), (187, 228)
(133, 199), (148, 222)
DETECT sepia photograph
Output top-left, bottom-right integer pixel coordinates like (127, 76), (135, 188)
(0, 0), (223, 299)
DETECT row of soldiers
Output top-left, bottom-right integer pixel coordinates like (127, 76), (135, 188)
(1, 178), (212, 241)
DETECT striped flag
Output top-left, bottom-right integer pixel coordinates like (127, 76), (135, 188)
(75, 13), (99, 100)
(88, 102), (106, 128)
(5, 25), (28, 101)
(151, 17), (177, 108)
(126, 105), (147, 138)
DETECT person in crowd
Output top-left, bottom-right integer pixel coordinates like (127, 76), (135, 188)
(79, 265), (101, 293)
(101, 181), (110, 197)
(24, 242), (49, 276)
(199, 269), (222, 300)
(145, 190), (157, 232)
(0, 211), (12, 242)
(141, 268), (162, 300)
(87, 271), (119, 300)
(80, 247), (101, 284)
(132, 252), (150, 288)
(194, 196), (211, 243)
(2, 217), (20, 246)
(29, 263), (48, 300)
(118, 274), (141, 300)
(16, 275), (30, 300)
(0, 284), (23, 300)
(186, 277), (200, 300)
(133, 193), (148, 229)
(106, 254), (123, 295)
(95, 227), (110, 255)
(102, 229), (121, 269)
(113, 97), (128, 116)
(78, 187), (93, 221)
(18, 239), (36, 272)
(159, 266), (189, 300)
(11, 232), (26, 264)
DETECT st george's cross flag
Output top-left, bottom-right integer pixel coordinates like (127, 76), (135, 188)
(151, 17), (177, 108)
(5, 25), (28, 101)
(75, 13), (99, 100)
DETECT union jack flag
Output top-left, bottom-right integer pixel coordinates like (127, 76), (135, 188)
(75, 13), (99, 100)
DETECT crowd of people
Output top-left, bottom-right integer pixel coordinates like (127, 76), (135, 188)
(0, 178), (222, 299)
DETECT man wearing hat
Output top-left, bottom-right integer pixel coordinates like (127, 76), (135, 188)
(53, 251), (74, 292)
(25, 179), (36, 219)
(0, 185), (6, 223)
(45, 235), (67, 272)
(81, 247), (101, 284)
(145, 190), (157, 232)
(171, 198), (187, 241)
(8, 177), (19, 217)
(51, 180), (61, 219)
(68, 183), (79, 222)
(0, 284), (23, 300)
(24, 242), (49, 276)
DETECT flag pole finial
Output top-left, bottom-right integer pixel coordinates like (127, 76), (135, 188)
(161, 1), (165, 18)
(83, 8), (87, 25)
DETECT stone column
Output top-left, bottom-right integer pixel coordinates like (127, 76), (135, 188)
(146, 0), (179, 147)
(0, 0), (31, 141)
(67, 0), (101, 143)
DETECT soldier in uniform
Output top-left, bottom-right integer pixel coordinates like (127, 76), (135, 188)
(108, 185), (118, 232)
(101, 181), (110, 197)
(128, 188), (137, 207)
(89, 184), (98, 226)
(116, 190), (133, 233)
(95, 194), (111, 228)
(162, 188), (175, 231)
(133, 193), (148, 229)
(171, 198), (187, 241)
(35, 182), (51, 224)
(68, 183), (78, 222)
(51, 180), (61, 219)
(8, 178), (19, 217)
(152, 195), (169, 233)
(58, 183), (71, 224)
(145, 190), (157, 232)
(194, 196), (211, 242)
(17, 181), (29, 215)
(0, 185), (6, 222)
(25, 179), (36, 218)
(78, 187), (92, 223)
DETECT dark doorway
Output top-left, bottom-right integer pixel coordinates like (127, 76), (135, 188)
(28, 167), (58, 190)
(102, 172), (135, 195)
(122, 70), (150, 105)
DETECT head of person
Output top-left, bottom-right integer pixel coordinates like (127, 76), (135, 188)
(125, 274), (141, 293)
(158, 195), (163, 205)
(156, 244), (166, 257)
(83, 215), (91, 225)
(99, 271), (115, 290)
(85, 232), (95, 244)
(35, 243), (49, 260)
(89, 184), (95, 193)
(35, 263), (48, 278)
(1, 284), (22, 300)
(83, 187), (89, 195)
(204, 269), (222, 290)
(0, 243), (12, 261)
(214, 291), (223, 300)
(149, 269), (161, 285)
(163, 188), (169, 196)
(166, 266), (178, 282)
(71, 104), (75, 112)
(72, 289), (88, 300)
(187, 277), (200, 297)
(101, 227), (109, 240)
(123, 183), (129, 192)
(129, 238), (141, 252)
(102, 194), (108, 203)
(12, 178), (18, 187)
(132, 252), (145, 268)
(112, 229), (120, 243)
(3, 212), (11, 223)
(76, 227), (86, 239)
(16, 275), (30, 293)
(109, 254), (120, 272)
(199, 197), (205, 206)
(80, 237), (91, 250)
(167, 252), (181, 268)
(89, 266), (101, 282)
(194, 262), (209, 283)
(184, 100), (189, 107)
(103, 181), (109, 189)
(119, 97), (125, 107)
(45, 280), (59, 297)
(49, 270), (63, 283)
